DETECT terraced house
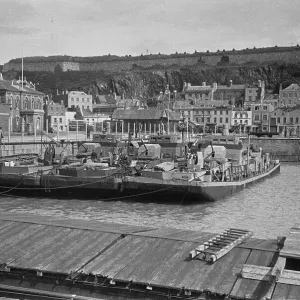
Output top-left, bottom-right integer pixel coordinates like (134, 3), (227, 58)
(279, 83), (300, 107)
(269, 107), (300, 136)
(0, 75), (44, 133)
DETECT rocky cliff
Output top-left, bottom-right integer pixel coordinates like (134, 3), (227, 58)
(3, 63), (300, 100)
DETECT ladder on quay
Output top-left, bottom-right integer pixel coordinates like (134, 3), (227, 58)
(190, 228), (253, 262)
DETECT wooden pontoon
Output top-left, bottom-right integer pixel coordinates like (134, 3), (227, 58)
(0, 213), (299, 299)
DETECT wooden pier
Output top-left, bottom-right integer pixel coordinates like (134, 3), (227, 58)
(0, 213), (299, 300)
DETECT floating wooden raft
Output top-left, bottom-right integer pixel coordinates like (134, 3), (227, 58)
(189, 228), (253, 262)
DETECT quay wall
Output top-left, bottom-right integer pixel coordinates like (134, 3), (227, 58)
(3, 46), (300, 73)
(0, 142), (77, 158)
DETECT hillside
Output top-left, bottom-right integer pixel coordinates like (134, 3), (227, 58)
(3, 63), (300, 99)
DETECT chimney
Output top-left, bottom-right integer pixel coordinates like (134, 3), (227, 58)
(62, 91), (65, 95)
(61, 100), (64, 106)
(57, 89), (59, 95)
(229, 80), (233, 87)
(202, 82), (206, 86)
(65, 90), (68, 95)
(258, 80), (262, 87)
(0, 73), (2, 81)
(212, 82), (217, 90)
(279, 83), (283, 94)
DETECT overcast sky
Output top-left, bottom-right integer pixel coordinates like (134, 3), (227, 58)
(0, 0), (299, 64)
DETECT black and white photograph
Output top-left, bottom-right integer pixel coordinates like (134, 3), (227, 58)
(0, 0), (299, 299)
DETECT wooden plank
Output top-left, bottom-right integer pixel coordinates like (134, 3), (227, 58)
(83, 236), (157, 278)
(230, 277), (275, 300)
(148, 242), (195, 288)
(129, 240), (188, 285)
(240, 264), (272, 281)
(238, 238), (278, 252)
(272, 283), (300, 300)
(32, 230), (90, 272)
(246, 249), (279, 268)
(0, 224), (44, 253)
(278, 270), (300, 286)
(42, 232), (120, 274)
(0, 213), (155, 235)
(9, 227), (72, 268)
(112, 238), (166, 282)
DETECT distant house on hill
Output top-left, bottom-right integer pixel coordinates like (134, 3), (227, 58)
(53, 90), (93, 110)
(279, 83), (300, 107)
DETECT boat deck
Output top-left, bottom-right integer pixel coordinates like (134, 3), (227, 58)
(0, 213), (298, 300)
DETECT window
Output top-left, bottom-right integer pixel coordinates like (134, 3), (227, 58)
(255, 106), (259, 110)
(282, 112), (284, 116)
(226, 118), (229, 123)
(277, 117), (280, 123)
(254, 115), (260, 121)
(296, 118), (299, 123)
(59, 118), (62, 123)
(87, 106), (90, 110)
(226, 111), (229, 115)
(77, 98), (79, 102)
(283, 117), (286, 123)
(263, 106), (267, 110)
(289, 93), (292, 97)
(214, 118), (217, 123)
(220, 118), (223, 123)
(214, 111), (217, 115)
(82, 98), (84, 101)
(54, 118), (57, 123)
(71, 97), (74, 101)
(249, 90), (252, 93)
(282, 93), (286, 97)
(249, 96), (252, 102)
(263, 126), (267, 131)
(87, 99), (90, 102)
(15, 97), (19, 109)
(207, 117), (210, 122)
(240, 120), (242, 123)
(220, 111), (223, 115)
(290, 117), (294, 123)
(202, 118), (204, 123)
(263, 115), (267, 120)
(245, 120), (248, 124)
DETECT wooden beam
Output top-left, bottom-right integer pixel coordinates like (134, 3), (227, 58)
(241, 264), (272, 281)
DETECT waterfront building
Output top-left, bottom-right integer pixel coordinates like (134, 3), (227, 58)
(278, 83), (300, 107)
(0, 104), (11, 133)
(182, 80), (265, 107)
(249, 103), (274, 132)
(44, 100), (66, 132)
(0, 75), (44, 133)
(269, 107), (300, 136)
(173, 103), (233, 133)
(53, 90), (93, 110)
(74, 106), (110, 129)
(264, 93), (279, 108)
(231, 109), (252, 133)
(112, 108), (181, 135)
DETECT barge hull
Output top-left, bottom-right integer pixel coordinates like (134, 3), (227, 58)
(123, 163), (281, 202)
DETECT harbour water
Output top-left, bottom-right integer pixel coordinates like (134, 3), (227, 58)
(0, 163), (298, 239)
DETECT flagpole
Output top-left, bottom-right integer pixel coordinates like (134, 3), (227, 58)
(21, 44), (24, 90)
